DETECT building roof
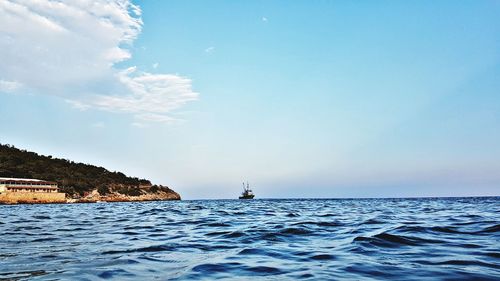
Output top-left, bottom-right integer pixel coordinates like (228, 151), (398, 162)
(0, 177), (57, 185)
(7, 185), (58, 189)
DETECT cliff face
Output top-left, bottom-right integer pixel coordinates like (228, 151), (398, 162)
(0, 144), (181, 202)
(73, 184), (181, 203)
(71, 188), (181, 203)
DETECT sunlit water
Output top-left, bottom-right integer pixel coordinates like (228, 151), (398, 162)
(0, 198), (499, 280)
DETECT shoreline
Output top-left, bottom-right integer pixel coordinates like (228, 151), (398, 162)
(0, 197), (181, 205)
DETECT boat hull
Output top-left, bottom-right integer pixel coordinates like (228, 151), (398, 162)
(239, 195), (255, 199)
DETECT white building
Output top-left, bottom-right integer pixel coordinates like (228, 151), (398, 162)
(0, 177), (59, 193)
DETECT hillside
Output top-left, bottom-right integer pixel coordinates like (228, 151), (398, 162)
(0, 144), (180, 201)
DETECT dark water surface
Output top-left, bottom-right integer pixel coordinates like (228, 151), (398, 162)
(0, 198), (499, 280)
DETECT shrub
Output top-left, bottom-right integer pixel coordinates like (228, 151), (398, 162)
(98, 186), (110, 195)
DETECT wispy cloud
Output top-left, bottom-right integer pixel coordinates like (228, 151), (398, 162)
(0, 0), (198, 124)
(204, 46), (215, 53)
(262, 17), (268, 22)
(0, 79), (22, 93)
(152, 62), (159, 69)
(91, 122), (105, 128)
(73, 67), (198, 120)
(131, 122), (148, 128)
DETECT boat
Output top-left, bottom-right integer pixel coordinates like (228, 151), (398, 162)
(239, 182), (255, 199)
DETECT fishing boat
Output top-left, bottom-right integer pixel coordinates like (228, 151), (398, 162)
(239, 182), (255, 199)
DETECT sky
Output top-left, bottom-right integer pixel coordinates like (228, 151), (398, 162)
(0, 0), (499, 199)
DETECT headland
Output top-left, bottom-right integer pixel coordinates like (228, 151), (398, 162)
(0, 144), (180, 204)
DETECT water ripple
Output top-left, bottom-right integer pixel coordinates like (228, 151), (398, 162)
(0, 197), (499, 280)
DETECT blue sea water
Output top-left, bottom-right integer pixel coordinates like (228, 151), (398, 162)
(0, 197), (499, 280)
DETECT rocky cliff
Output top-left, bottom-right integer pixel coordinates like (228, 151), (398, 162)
(72, 184), (181, 203)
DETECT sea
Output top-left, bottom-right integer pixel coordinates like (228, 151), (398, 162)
(0, 197), (499, 280)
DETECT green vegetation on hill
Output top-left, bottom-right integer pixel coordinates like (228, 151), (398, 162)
(0, 144), (172, 197)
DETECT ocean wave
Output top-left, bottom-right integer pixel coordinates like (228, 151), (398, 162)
(1, 197), (499, 280)
(354, 232), (444, 247)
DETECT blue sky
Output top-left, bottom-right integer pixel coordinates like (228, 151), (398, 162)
(0, 0), (499, 199)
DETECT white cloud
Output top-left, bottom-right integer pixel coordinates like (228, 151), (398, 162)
(73, 67), (198, 119)
(152, 62), (159, 69)
(131, 122), (148, 128)
(204, 46), (215, 53)
(262, 17), (268, 22)
(91, 122), (105, 128)
(0, 0), (198, 124)
(0, 79), (22, 93)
